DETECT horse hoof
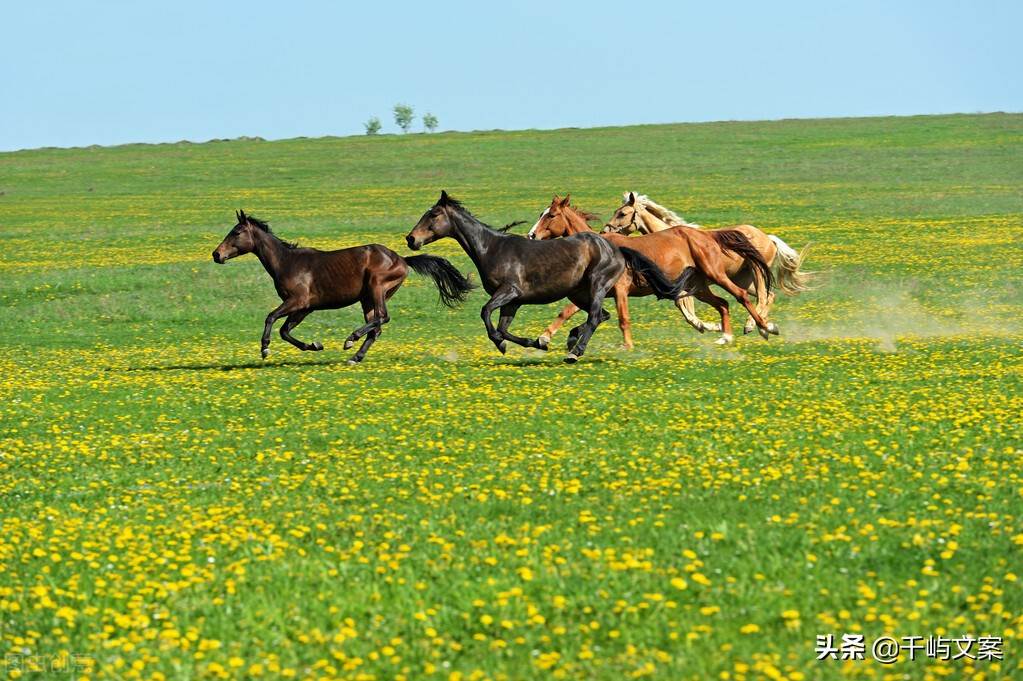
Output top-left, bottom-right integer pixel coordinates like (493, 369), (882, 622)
(497, 341), (507, 355)
(343, 339), (355, 350)
(622, 343), (634, 351)
(564, 353), (580, 364)
(347, 358), (360, 366)
(537, 333), (551, 347)
(310, 342), (324, 351)
(261, 348), (270, 359)
(714, 335), (733, 346)
(768, 322), (779, 336)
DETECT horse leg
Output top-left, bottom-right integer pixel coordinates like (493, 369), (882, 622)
(675, 294), (720, 333)
(344, 297), (377, 347)
(344, 312), (380, 349)
(712, 274), (774, 339)
(565, 301), (612, 363)
(564, 266), (617, 362)
(344, 291), (392, 350)
(279, 310), (322, 351)
(498, 304), (545, 349)
(481, 285), (521, 354)
(539, 303), (581, 349)
(348, 287), (391, 365)
(755, 290), (778, 338)
(261, 301), (299, 358)
(743, 268), (776, 338)
(567, 308), (609, 352)
(613, 282), (634, 350)
(692, 286), (734, 345)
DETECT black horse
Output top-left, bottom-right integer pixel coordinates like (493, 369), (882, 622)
(406, 191), (686, 362)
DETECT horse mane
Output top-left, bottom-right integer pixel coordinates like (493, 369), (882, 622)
(245, 214), (298, 249)
(627, 193), (700, 228)
(442, 194), (512, 235)
(569, 205), (602, 223)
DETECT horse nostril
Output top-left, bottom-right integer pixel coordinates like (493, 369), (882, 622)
(212, 250), (221, 263)
(406, 235), (414, 248)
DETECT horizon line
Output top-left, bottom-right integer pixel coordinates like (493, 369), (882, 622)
(1, 110), (1017, 156)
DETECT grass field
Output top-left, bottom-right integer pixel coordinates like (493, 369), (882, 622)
(1, 113), (1022, 680)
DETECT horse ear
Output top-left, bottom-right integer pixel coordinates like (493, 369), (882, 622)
(626, 192), (636, 206)
(561, 194), (571, 206)
(439, 190), (450, 204)
(551, 194), (559, 205)
(237, 209), (246, 222)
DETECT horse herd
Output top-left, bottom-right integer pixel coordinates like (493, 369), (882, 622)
(212, 191), (812, 364)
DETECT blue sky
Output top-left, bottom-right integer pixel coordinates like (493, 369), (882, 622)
(2, 0), (1020, 151)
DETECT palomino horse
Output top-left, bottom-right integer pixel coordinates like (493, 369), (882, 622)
(405, 191), (686, 363)
(529, 195), (777, 345)
(213, 210), (474, 364)
(605, 192), (813, 336)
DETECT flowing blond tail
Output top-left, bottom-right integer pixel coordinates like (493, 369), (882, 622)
(767, 235), (814, 295)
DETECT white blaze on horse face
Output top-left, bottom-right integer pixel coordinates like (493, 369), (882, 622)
(528, 208), (549, 239)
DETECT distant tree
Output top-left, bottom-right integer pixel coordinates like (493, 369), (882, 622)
(364, 117), (382, 135)
(393, 104), (415, 133)
(423, 113), (439, 132)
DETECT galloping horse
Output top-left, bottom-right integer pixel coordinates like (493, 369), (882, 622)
(605, 192), (813, 335)
(529, 195), (778, 345)
(213, 210), (474, 364)
(405, 191), (686, 362)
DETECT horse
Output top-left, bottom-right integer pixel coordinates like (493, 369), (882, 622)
(529, 195), (777, 345)
(213, 210), (474, 364)
(405, 191), (686, 363)
(604, 192), (813, 336)
(527, 195), (692, 349)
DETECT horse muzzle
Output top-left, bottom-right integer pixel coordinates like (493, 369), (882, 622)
(212, 250), (224, 264)
(405, 235), (422, 251)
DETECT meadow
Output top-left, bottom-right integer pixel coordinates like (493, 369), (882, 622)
(1, 113), (1021, 680)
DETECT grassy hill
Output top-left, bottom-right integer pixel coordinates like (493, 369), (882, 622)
(1, 113), (1021, 680)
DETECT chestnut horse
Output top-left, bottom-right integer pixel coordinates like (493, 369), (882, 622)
(406, 192), (686, 362)
(213, 210), (474, 364)
(529, 195), (777, 345)
(605, 192), (813, 335)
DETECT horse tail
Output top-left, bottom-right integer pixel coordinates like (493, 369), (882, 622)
(767, 235), (814, 295)
(618, 247), (691, 300)
(404, 254), (476, 308)
(711, 229), (774, 294)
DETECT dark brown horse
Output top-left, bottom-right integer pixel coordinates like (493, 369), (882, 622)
(405, 191), (685, 363)
(213, 210), (474, 364)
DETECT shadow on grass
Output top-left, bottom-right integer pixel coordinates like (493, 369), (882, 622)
(484, 357), (613, 367)
(116, 358), (348, 373)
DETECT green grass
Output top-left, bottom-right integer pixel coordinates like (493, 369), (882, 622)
(1, 113), (1022, 681)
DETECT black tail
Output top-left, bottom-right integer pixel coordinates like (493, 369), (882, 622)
(711, 230), (774, 293)
(619, 247), (689, 300)
(405, 254), (476, 308)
